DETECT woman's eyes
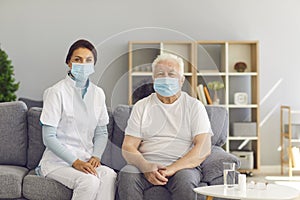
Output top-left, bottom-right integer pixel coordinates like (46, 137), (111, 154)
(72, 58), (93, 63)
(86, 58), (93, 63)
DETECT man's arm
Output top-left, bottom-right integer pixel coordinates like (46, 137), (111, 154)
(122, 135), (168, 185)
(122, 135), (148, 170)
(160, 133), (211, 177)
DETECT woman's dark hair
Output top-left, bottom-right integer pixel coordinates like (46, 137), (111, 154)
(65, 39), (97, 65)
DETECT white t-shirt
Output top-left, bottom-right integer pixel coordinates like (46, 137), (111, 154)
(125, 92), (213, 166)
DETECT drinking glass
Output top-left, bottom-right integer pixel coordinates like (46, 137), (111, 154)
(223, 162), (236, 188)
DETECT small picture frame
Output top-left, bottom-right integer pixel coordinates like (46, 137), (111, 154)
(234, 93), (248, 105)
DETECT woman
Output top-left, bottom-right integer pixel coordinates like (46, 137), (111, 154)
(36, 39), (116, 200)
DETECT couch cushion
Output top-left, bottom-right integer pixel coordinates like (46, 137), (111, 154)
(26, 107), (45, 169)
(101, 107), (114, 168)
(0, 165), (28, 199)
(111, 105), (132, 171)
(205, 106), (228, 146)
(23, 170), (72, 200)
(19, 97), (43, 109)
(0, 101), (28, 166)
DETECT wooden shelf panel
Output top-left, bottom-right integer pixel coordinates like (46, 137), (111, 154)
(228, 104), (258, 108)
(131, 72), (193, 77)
(197, 72), (258, 76)
(228, 136), (258, 140)
(228, 72), (258, 76)
(131, 72), (152, 76)
(184, 72), (193, 76)
(197, 72), (226, 76)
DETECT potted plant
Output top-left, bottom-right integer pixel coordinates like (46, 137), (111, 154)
(0, 47), (19, 102)
(207, 81), (224, 105)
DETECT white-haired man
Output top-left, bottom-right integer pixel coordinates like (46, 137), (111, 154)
(118, 53), (213, 200)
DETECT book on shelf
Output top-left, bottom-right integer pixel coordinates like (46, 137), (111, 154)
(196, 85), (203, 102)
(197, 84), (207, 105)
(203, 86), (213, 105)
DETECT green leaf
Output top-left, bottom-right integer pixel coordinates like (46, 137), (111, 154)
(0, 47), (19, 102)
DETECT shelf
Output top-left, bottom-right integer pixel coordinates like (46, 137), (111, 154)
(183, 72), (193, 76)
(228, 72), (258, 76)
(228, 136), (258, 140)
(131, 72), (152, 76)
(205, 104), (227, 108)
(228, 104), (258, 108)
(197, 72), (226, 76)
(131, 72), (193, 77)
(281, 133), (300, 142)
(196, 72), (257, 76)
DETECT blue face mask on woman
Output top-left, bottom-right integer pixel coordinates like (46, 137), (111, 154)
(153, 77), (180, 97)
(71, 63), (95, 82)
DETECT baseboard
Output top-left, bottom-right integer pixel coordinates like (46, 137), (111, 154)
(260, 165), (281, 174)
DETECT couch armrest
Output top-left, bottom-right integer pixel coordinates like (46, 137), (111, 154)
(201, 146), (240, 185)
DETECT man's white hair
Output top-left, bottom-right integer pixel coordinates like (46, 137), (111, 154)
(151, 53), (184, 76)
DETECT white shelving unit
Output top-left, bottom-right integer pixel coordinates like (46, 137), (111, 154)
(196, 41), (260, 172)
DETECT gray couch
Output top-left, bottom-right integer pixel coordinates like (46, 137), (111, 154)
(0, 101), (240, 200)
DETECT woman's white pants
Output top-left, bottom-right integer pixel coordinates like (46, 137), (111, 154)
(46, 165), (117, 200)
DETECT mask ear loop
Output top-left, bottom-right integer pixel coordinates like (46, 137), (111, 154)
(180, 75), (185, 86)
(68, 70), (75, 79)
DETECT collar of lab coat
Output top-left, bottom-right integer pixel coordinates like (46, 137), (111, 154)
(65, 74), (90, 89)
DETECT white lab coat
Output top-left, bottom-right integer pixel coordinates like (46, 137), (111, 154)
(39, 75), (109, 176)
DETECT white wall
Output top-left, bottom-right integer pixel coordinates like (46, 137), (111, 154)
(1, 0), (300, 165)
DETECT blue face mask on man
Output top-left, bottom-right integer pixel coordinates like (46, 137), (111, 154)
(153, 77), (180, 97)
(71, 63), (95, 83)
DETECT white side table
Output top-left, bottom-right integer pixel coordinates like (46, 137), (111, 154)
(193, 184), (300, 200)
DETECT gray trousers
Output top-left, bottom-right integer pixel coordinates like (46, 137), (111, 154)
(117, 165), (203, 200)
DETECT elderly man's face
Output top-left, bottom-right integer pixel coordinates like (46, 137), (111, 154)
(153, 59), (182, 79)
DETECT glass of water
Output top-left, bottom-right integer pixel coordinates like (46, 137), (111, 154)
(223, 162), (236, 188)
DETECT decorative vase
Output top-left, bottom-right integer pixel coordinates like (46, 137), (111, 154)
(213, 90), (220, 105)
(234, 62), (247, 72)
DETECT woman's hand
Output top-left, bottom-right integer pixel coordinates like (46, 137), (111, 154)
(72, 159), (97, 176)
(88, 156), (101, 168)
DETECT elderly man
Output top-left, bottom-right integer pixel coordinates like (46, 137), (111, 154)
(118, 53), (213, 200)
